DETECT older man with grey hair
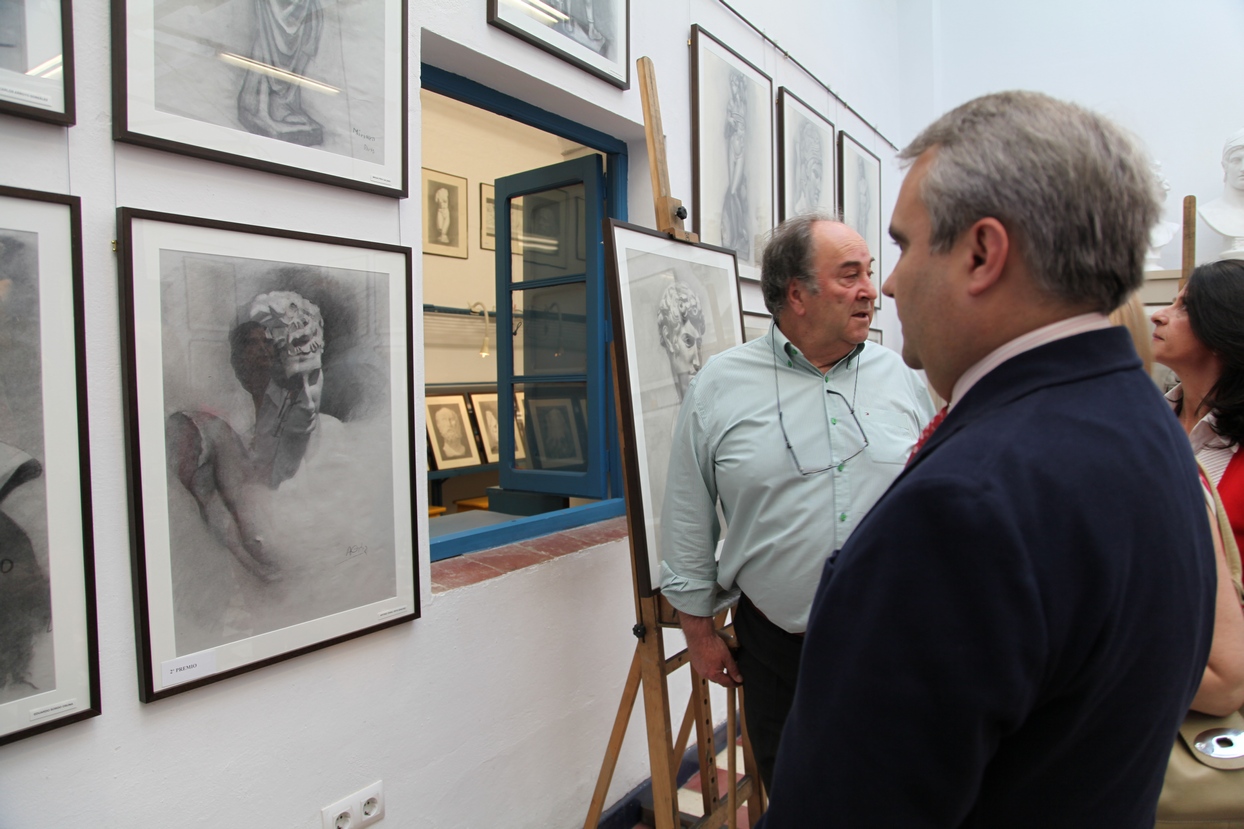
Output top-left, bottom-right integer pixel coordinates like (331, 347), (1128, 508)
(759, 91), (1217, 827)
(660, 213), (934, 789)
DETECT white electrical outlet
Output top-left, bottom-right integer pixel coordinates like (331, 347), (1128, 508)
(320, 793), (357, 829)
(322, 780), (384, 829)
(356, 780), (385, 828)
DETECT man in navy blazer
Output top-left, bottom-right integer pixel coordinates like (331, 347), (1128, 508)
(758, 91), (1217, 827)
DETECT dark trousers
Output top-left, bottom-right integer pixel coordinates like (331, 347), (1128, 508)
(733, 595), (804, 792)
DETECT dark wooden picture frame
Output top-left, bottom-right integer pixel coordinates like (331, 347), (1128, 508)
(427, 394), (482, 470)
(604, 219), (744, 596)
(777, 87), (835, 221)
(0, 0), (76, 124)
(487, 0), (630, 89)
(422, 168), (468, 259)
(0, 185), (99, 744)
(111, 0), (408, 196)
(117, 208), (418, 701)
(691, 25), (773, 282)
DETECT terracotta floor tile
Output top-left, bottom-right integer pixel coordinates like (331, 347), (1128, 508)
(518, 532), (591, 558)
(429, 556), (504, 592)
(468, 544), (553, 571)
(564, 518), (629, 548)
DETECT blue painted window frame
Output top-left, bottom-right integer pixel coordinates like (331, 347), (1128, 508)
(422, 65), (627, 560)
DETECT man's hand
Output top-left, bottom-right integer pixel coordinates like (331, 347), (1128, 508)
(681, 613), (743, 688)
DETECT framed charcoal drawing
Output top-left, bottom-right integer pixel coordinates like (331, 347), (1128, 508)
(0, 0), (76, 124)
(469, 392), (525, 464)
(604, 219), (744, 596)
(480, 183), (496, 251)
(777, 88), (835, 222)
(487, 0), (629, 90)
(422, 169), (468, 259)
(743, 311), (772, 343)
(426, 394), (481, 470)
(527, 397), (583, 468)
(691, 25), (773, 283)
(0, 186), (99, 745)
(839, 131), (882, 308)
(111, 0), (407, 196)
(117, 208), (417, 702)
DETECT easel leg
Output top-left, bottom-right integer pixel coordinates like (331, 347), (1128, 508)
(639, 601), (680, 829)
(690, 668), (721, 816)
(582, 650), (642, 829)
(738, 687), (766, 825)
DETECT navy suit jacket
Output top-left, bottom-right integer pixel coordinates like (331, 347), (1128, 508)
(758, 328), (1216, 828)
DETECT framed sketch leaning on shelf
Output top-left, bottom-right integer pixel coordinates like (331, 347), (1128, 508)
(0, 0), (76, 124)
(469, 392), (525, 464)
(111, 0), (408, 195)
(487, 0), (630, 89)
(691, 25), (773, 282)
(604, 219), (744, 596)
(427, 394), (481, 470)
(0, 186), (99, 746)
(839, 131), (882, 309)
(778, 88), (835, 221)
(117, 208), (417, 702)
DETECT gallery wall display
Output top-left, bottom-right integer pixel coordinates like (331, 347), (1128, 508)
(839, 131), (882, 309)
(0, 0), (76, 124)
(777, 88), (835, 222)
(743, 310), (772, 343)
(426, 394), (482, 470)
(527, 397), (584, 468)
(0, 186), (100, 745)
(480, 183), (496, 251)
(111, 0), (407, 196)
(422, 168), (468, 259)
(487, 0), (630, 90)
(117, 208), (417, 702)
(604, 219), (744, 597)
(691, 25), (773, 283)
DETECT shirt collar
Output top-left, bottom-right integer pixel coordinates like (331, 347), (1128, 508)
(949, 313), (1111, 409)
(771, 323), (865, 376)
(1165, 383), (1230, 453)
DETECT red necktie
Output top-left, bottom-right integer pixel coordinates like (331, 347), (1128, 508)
(907, 406), (948, 465)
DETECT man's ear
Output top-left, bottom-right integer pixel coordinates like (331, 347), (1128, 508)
(964, 217), (1009, 297)
(786, 278), (808, 316)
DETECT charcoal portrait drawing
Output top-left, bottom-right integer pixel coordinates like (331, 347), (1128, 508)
(0, 230), (54, 706)
(544, 0), (616, 59)
(151, 0), (387, 162)
(160, 252), (397, 655)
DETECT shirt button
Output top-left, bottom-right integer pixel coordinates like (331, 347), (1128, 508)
(839, 513), (848, 522)
(837, 463), (845, 472)
(831, 417), (837, 425)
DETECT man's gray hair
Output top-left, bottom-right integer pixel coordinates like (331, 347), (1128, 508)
(761, 212), (841, 316)
(899, 91), (1159, 313)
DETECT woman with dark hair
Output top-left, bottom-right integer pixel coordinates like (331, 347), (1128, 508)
(1152, 259), (1244, 551)
(1150, 259), (1244, 719)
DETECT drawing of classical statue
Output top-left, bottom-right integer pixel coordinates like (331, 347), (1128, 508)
(720, 70), (750, 262)
(236, 0), (325, 147)
(432, 407), (468, 459)
(852, 153), (872, 239)
(0, 443), (50, 699)
(792, 119), (824, 216)
(1199, 128), (1244, 259)
(434, 188), (451, 244)
(656, 282), (706, 402)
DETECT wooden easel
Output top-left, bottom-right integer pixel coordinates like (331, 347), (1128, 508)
(581, 58), (765, 829)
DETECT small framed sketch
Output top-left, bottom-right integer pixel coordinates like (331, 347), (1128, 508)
(0, 186), (99, 745)
(0, 0), (76, 124)
(528, 398), (583, 468)
(469, 392), (526, 465)
(839, 131), (882, 308)
(778, 88), (835, 221)
(691, 25), (773, 282)
(117, 208), (418, 701)
(422, 169), (468, 259)
(480, 183), (496, 251)
(111, 0), (407, 196)
(604, 219), (744, 596)
(743, 311), (772, 343)
(522, 189), (568, 269)
(868, 328), (883, 345)
(427, 395), (481, 469)
(486, 0), (629, 89)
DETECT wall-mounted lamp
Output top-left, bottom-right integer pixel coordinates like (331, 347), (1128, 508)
(469, 301), (490, 358)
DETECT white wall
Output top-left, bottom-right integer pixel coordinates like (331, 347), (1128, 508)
(924, 0), (1244, 267)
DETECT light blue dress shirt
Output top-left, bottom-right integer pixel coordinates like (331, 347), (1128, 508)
(659, 324), (935, 632)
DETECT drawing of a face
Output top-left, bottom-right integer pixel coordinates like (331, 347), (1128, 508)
(657, 282), (706, 402)
(249, 290), (324, 379)
(435, 407), (461, 445)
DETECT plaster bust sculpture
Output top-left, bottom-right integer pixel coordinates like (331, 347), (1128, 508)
(1198, 128), (1244, 259)
(1146, 160), (1179, 271)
